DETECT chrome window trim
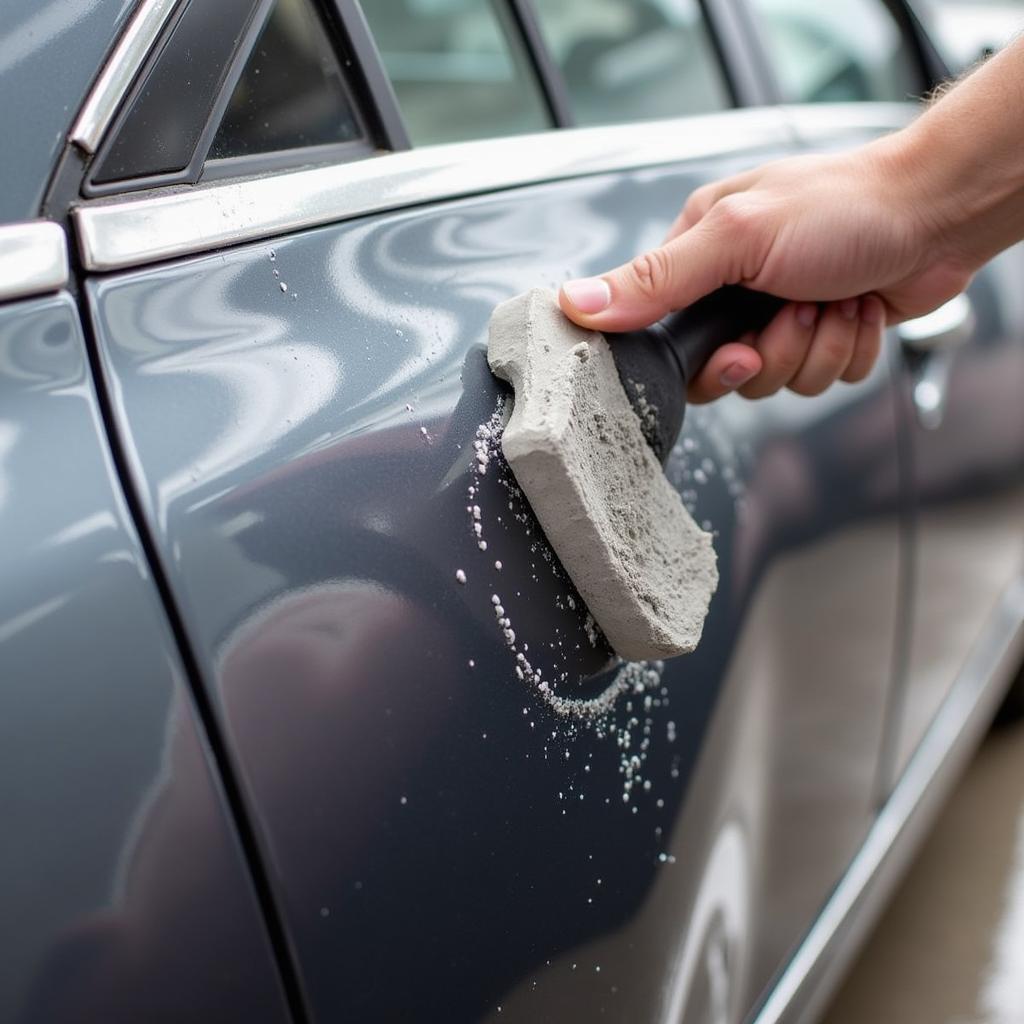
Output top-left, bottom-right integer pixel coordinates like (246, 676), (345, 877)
(72, 102), (920, 275)
(70, 0), (182, 155)
(751, 576), (1024, 1024)
(74, 108), (796, 271)
(781, 101), (919, 141)
(0, 222), (70, 303)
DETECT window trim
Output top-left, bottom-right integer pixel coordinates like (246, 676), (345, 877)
(85, 0), (274, 197)
(70, 0), (183, 156)
(72, 104), (808, 273)
(0, 222), (69, 303)
(507, 0), (576, 128)
(80, 0), (407, 200)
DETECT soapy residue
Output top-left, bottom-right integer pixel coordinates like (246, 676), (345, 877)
(460, 397), (686, 808)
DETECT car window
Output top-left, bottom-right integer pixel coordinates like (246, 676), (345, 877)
(88, 0), (369, 193)
(746, 0), (924, 103)
(532, 0), (731, 125)
(209, 0), (363, 160)
(358, 0), (552, 145)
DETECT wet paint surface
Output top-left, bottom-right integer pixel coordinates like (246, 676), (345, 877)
(0, 295), (289, 1021)
(90, 157), (913, 1021)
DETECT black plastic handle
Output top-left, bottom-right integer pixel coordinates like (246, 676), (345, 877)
(654, 286), (786, 383)
(608, 286), (786, 462)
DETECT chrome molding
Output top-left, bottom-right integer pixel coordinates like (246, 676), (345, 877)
(751, 576), (1024, 1024)
(70, 0), (181, 155)
(782, 101), (919, 143)
(73, 107), (794, 272)
(0, 222), (70, 302)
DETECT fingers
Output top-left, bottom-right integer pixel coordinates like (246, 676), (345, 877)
(686, 297), (885, 404)
(560, 199), (766, 333)
(787, 298), (860, 396)
(687, 337), (762, 404)
(738, 302), (820, 399)
(840, 294), (884, 382)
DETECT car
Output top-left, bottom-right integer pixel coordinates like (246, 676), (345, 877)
(3, 0), (1024, 1021)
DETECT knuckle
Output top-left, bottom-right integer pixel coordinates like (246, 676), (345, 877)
(711, 195), (757, 236)
(770, 348), (805, 379)
(818, 333), (853, 365)
(628, 249), (673, 303)
(684, 187), (713, 221)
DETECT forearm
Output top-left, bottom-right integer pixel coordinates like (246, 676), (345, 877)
(881, 35), (1024, 270)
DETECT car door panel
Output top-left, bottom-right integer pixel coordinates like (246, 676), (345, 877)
(893, 244), (1024, 778)
(0, 293), (291, 1024)
(87, 143), (904, 1021)
(784, 102), (1024, 789)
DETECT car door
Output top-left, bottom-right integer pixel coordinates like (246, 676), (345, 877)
(66, 0), (909, 1020)
(742, 0), (1024, 792)
(0, 224), (292, 1022)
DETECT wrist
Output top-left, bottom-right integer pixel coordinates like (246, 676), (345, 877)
(883, 43), (1024, 270)
(869, 119), (980, 272)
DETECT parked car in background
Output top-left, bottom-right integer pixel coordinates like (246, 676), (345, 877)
(3, 1), (1024, 1021)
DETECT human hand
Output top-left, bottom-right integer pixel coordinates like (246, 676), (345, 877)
(558, 142), (973, 403)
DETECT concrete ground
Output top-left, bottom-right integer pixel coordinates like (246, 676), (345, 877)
(824, 714), (1024, 1024)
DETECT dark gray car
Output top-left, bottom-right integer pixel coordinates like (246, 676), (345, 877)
(2, 0), (1023, 1021)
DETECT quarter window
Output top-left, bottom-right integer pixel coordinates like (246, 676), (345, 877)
(209, 0), (363, 160)
(532, 0), (731, 125)
(358, 0), (552, 145)
(746, 0), (924, 104)
(87, 0), (369, 194)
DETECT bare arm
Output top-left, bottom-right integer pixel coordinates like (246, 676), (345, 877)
(558, 36), (1024, 403)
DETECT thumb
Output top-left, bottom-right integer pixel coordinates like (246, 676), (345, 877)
(559, 213), (748, 332)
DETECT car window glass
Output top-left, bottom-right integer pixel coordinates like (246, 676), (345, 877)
(358, 0), (551, 145)
(209, 0), (363, 160)
(747, 0), (923, 103)
(532, 0), (731, 125)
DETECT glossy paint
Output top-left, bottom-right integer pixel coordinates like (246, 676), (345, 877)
(893, 244), (1024, 778)
(0, 294), (290, 1022)
(1, 0), (136, 221)
(89, 150), (904, 1022)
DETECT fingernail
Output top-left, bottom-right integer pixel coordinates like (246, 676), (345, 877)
(720, 362), (757, 389)
(839, 297), (859, 320)
(562, 277), (612, 314)
(796, 303), (818, 328)
(861, 295), (884, 325)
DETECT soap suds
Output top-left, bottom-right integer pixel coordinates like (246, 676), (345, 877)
(460, 400), (679, 811)
(487, 289), (718, 660)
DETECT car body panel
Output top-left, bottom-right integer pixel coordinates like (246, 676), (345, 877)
(893, 243), (1024, 778)
(1, 0), (137, 223)
(88, 143), (904, 1020)
(0, 292), (291, 1023)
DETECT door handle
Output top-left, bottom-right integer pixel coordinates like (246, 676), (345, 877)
(898, 293), (975, 430)
(897, 292), (975, 352)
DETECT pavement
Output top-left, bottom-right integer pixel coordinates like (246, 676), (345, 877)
(824, 714), (1024, 1024)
